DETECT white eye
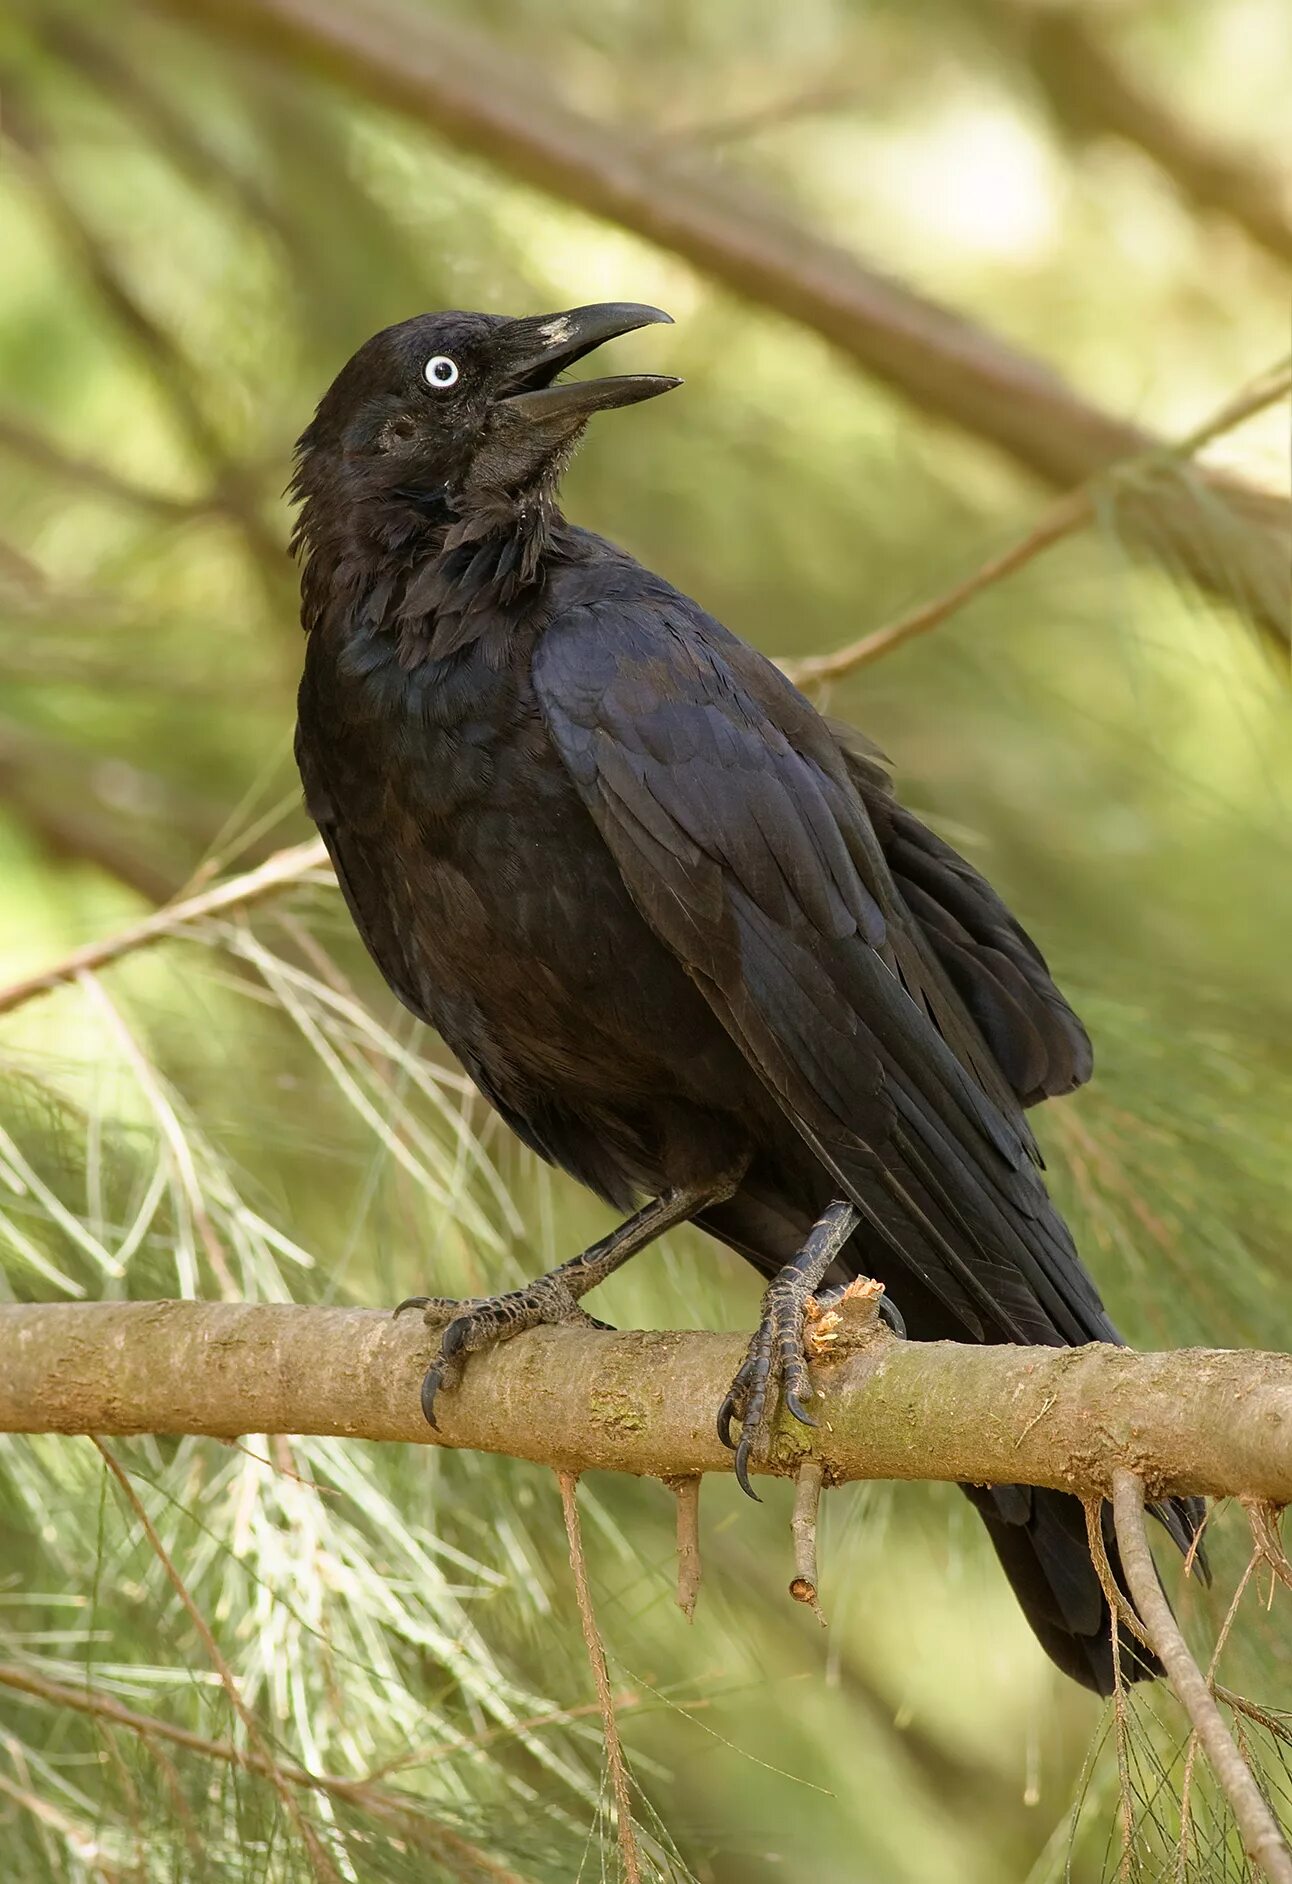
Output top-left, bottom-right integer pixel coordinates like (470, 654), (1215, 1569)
(423, 355), (459, 389)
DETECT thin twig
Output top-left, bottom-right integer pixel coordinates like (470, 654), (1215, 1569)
(669, 1475), (703, 1621)
(1218, 1692), (1292, 1751)
(79, 972), (237, 1296)
(1245, 1501), (1292, 1596)
(788, 1458), (827, 1625)
(0, 836), (329, 1018)
(92, 1439), (343, 1884)
(785, 489), (1088, 685)
(363, 1693), (641, 1783)
(1081, 1494), (1136, 1874)
(557, 1471), (641, 1884)
(0, 1660), (530, 1883)
(677, 74), (870, 147)
(1111, 1635), (1134, 1884)
(1171, 361), (1292, 459)
(1111, 1469), (1292, 1884)
(783, 360), (1292, 687)
(1081, 1494), (1154, 1654)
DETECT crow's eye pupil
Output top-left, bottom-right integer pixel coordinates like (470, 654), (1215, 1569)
(424, 355), (459, 389)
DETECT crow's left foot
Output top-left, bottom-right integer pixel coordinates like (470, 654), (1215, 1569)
(395, 1179), (734, 1429)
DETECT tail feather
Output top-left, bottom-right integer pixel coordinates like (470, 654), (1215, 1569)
(963, 1482), (1205, 1695)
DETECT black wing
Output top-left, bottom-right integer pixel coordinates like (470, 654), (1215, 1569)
(535, 589), (1114, 1350)
(830, 723), (1093, 1109)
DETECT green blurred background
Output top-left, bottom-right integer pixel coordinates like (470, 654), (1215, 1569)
(0, 1), (1290, 1878)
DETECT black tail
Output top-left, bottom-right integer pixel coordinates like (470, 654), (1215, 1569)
(962, 1482), (1205, 1695)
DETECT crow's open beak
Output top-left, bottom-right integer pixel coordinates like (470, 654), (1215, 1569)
(497, 303), (680, 421)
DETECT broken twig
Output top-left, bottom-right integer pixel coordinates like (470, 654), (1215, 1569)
(789, 1458), (827, 1626)
(670, 1475), (703, 1621)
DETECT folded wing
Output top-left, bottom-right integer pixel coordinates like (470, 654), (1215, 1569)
(536, 589), (1113, 1351)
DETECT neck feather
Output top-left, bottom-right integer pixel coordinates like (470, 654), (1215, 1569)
(294, 470), (562, 662)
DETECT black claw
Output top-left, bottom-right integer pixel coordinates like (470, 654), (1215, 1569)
(879, 1295), (906, 1339)
(784, 1390), (817, 1428)
(420, 1366), (442, 1429)
(394, 1295), (431, 1318)
(440, 1315), (469, 1357)
(716, 1395), (739, 1450)
(734, 1436), (760, 1501)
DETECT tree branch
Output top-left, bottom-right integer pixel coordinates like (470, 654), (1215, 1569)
(2, 91), (290, 606)
(3, 1302), (1291, 1501)
(993, 0), (1292, 274)
(145, 0), (1291, 649)
(36, 7), (302, 255)
(0, 408), (213, 522)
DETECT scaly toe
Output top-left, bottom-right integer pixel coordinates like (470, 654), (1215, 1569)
(409, 1276), (617, 1432)
(719, 1287), (820, 1492)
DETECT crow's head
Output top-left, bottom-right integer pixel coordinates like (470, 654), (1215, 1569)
(295, 303), (677, 514)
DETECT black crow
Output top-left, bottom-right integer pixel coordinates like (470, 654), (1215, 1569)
(292, 302), (1202, 1694)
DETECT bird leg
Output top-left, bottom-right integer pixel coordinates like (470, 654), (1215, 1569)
(717, 1199), (862, 1499)
(398, 1179), (727, 1428)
